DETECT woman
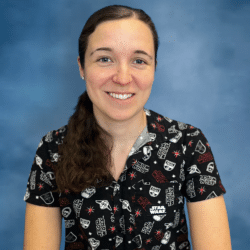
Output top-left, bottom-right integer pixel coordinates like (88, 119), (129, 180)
(23, 5), (232, 250)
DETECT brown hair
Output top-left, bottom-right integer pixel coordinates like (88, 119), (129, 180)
(79, 5), (159, 68)
(53, 5), (159, 194)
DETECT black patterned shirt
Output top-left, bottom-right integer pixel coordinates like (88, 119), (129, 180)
(23, 109), (226, 250)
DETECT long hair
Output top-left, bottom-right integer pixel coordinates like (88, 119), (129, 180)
(53, 5), (159, 194)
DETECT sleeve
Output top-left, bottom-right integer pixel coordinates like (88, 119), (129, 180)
(183, 127), (226, 202)
(23, 132), (60, 207)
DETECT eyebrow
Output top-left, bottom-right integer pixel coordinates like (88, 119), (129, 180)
(90, 47), (112, 56)
(90, 47), (153, 60)
(134, 50), (153, 60)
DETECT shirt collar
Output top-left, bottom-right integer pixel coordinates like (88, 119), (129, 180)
(145, 108), (178, 146)
(126, 109), (179, 167)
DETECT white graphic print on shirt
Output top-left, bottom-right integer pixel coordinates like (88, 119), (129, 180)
(23, 109), (226, 249)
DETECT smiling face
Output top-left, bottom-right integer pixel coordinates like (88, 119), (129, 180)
(78, 18), (155, 123)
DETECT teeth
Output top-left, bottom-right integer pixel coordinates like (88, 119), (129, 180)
(109, 93), (133, 100)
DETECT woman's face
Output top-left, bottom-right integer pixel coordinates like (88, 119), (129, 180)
(78, 18), (155, 123)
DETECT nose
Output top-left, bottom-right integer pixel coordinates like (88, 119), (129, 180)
(112, 64), (132, 85)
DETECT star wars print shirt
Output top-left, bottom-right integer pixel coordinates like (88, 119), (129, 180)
(23, 109), (226, 250)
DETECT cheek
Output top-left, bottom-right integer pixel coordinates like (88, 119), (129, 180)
(138, 74), (154, 91)
(85, 76), (102, 91)
(86, 68), (111, 88)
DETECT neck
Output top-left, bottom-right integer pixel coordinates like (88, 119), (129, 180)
(94, 109), (147, 148)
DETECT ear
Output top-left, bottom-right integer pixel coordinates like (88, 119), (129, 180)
(77, 56), (84, 77)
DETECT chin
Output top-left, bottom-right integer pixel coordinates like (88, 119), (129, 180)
(108, 108), (144, 122)
(108, 113), (132, 121)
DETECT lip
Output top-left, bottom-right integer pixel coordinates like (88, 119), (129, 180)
(105, 92), (135, 102)
(105, 91), (135, 95)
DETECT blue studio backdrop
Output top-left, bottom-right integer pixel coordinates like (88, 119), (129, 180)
(1, 0), (250, 249)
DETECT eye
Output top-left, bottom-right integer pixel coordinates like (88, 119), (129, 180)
(134, 59), (146, 65)
(98, 57), (112, 63)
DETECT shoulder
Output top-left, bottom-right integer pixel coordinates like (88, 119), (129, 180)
(41, 125), (68, 146)
(147, 108), (201, 138)
(36, 125), (68, 159)
(146, 109), (212, 159)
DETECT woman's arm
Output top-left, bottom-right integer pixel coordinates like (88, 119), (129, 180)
(187, 195), (232, 250)
(23, 203), (62, 250)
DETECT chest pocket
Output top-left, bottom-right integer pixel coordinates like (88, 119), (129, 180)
(133, 182), (183, 246)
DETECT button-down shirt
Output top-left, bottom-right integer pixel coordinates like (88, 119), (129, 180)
(24, 109), (226, 250)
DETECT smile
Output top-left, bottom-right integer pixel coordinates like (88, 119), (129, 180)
(107, 92), (134, 100)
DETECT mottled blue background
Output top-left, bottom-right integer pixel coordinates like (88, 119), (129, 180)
(1, 0), (250, 249)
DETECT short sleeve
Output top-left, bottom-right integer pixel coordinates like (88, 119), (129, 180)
(23, 132), (60, 207)
(183, 127), (226, 202)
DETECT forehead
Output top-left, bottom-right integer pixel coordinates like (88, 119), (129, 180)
(87, 18), (154, 54)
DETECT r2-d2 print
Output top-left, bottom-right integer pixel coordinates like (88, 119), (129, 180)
(149, 185), (161, 197)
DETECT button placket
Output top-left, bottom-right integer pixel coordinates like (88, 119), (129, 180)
(112, 182), (123, 243)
